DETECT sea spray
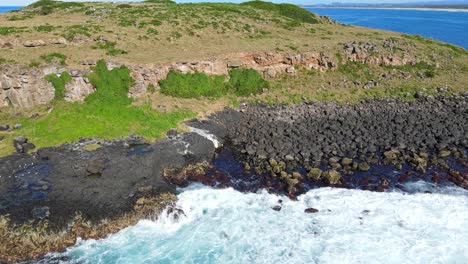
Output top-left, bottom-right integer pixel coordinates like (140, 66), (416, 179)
(57, 182), (468, 263)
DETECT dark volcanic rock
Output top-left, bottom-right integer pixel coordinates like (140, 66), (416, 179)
(305, 208), (319, 214)
(31, 206), (50, 220)
(13, 136), (35, 153)
(86, 159), (106, 176)
(166, 128), (178, 139)
(272, 205), (282, 211)
(0, 132), (216, 229)
(0, 124), (9, 131)
(190, 95), (468, 167)
(187, 95), (468, 191)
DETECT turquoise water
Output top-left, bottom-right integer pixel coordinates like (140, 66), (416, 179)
(307, 8), (468, 49)
(55, 183), (468, 263)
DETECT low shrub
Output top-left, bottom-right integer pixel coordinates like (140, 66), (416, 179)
(45, 71), (72, 101)
(159, 68), (269, 98)
(85, 61), (134, 105)
(62, 24), (102, 41)
(227, 68), (269, 96)
(117, 4), (132, 9)
(92, 41), (128, 56)
(159, 71), (226, 98)
(34, 25), (58, 32)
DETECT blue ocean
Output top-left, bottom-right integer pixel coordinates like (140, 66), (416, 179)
(307, 8), (468, 49)
(0, 6), (21, 13)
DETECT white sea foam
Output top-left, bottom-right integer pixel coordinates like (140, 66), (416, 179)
(63, 183), (468, 264)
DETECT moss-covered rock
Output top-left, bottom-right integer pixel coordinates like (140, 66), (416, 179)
(324, 170), (341, 184)
(307, 168), (322, 180)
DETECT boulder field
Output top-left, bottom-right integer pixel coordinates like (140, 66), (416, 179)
(187, 95), (468, 194)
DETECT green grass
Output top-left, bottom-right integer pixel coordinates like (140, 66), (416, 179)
(28, 0), (85, 15)
(159, 68), (269, 98)
(241, 1), (320, 24)
(385, 61), (436, 78)
(40, 52), (67, 65)
(62, 24), (102, 41)
(0, 58), (15, 64)
(45, 72), (72, 101)
(227, 68), (269, 96)
(34, 25), (59, 32)
(338, 62), (373, 80)
(363, 85), (424, 101)
(92, 41), (128, 56)
(0, 26), (28, 36)
(10, 60), (194, 149)
(160, 71), (227, 98)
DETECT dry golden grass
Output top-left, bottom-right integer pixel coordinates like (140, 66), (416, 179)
(0, 1), (453, 67)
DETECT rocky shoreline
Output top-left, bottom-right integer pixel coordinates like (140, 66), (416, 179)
(0, 131), (219, 261)
(186, 95), (468, 195)
(0, 132), (216, 228)
(1, 95), (467, 262)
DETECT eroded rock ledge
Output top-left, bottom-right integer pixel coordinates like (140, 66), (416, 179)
(0, 43), (419, 108)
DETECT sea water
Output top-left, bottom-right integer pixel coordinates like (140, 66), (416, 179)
(52, 182), (468, 263)
(307, 8), (468, 49)
(0, 6), (21, 13)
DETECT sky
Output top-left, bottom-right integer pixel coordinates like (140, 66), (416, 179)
(0, 0), (451, 7)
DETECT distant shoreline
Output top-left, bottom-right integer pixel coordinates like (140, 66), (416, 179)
(304, 6), (468, 12)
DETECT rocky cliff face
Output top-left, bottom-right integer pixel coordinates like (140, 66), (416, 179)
(0, 46), (417, 109)
(124, 51), (338, 98)
(0, 65), (93, 108)
(0, 65), (57, 108)
(65, 70), (94, 102)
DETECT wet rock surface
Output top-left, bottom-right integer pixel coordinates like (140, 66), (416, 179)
(0, 133), (216, 229)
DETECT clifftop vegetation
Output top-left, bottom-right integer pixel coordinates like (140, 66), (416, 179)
(1, 0), (464, 66)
